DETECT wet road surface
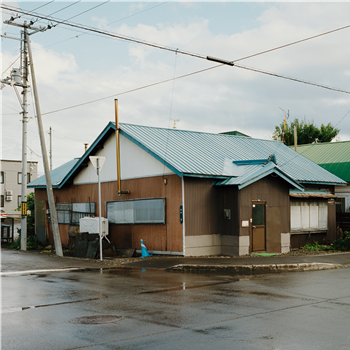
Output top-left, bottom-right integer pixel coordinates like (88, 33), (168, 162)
(1, 251), (350, 349)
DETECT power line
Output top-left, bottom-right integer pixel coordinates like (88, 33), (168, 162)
(1, 55), (20, 76)
(2, 4), (350, 120)
(42, 64), (222, 116)
(47, 0), (81, 17)
(41, 61), (350, 117)
(45, 1), (171, 47)
(233, 23), (350, 63)
(234, 64), (350, 95)
(0, 4), (206, 60)
(30, 1), (55, 13)
(3, 4), (350, 68)
(52, 0), (110, 27)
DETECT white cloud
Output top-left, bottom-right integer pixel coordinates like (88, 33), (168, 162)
(2, 2), (350, 174)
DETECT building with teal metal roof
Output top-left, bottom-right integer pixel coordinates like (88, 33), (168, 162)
(28, 158), (80, 189)
(30, 122), (345, 256)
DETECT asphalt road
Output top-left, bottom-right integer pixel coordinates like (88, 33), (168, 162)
(1, 250), (350, 350)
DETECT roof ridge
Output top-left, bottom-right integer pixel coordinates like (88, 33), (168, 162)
(119, 122), (282, 143)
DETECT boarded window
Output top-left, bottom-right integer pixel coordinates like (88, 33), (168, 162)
(290, 200), (328, 232)
(107, 198), (165, 224)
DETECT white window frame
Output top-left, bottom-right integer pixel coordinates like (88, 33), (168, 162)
(290, 200), (328, 233)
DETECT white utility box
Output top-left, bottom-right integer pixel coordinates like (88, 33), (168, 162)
(79, 217), (109, 237)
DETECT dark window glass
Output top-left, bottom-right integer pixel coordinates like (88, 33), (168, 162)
(0, 171), (4, 184)
(252, 204), (265, 226)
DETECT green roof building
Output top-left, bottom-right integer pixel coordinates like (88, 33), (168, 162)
(294, 141), (350, 212)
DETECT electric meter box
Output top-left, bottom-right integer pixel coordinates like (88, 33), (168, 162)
(79, 217), (109, 237)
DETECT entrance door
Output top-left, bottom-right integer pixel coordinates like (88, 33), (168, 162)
(252, 203), (266, 252)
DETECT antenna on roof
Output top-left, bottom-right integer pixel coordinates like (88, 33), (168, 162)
(279, 107), (289, 144)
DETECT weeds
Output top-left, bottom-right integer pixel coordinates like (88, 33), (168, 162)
(302, 231), (350, 252)
(303, 242), (335, 251)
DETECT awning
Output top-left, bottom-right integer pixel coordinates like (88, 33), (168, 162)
(289, 189), (336, 198)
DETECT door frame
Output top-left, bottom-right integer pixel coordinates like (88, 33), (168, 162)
(251, 200), (266, 252)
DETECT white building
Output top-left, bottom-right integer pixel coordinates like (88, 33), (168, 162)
(1, 159), (38, 217)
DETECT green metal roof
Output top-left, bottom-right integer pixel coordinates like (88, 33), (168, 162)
(293, 141), (350, 182)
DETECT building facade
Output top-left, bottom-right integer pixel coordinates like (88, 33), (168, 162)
(29, 123), (345, 255)
(1, 159), (38, 216)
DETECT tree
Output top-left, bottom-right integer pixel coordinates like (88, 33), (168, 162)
(12, 192), (37, 249)
(272, 118), (339, 146)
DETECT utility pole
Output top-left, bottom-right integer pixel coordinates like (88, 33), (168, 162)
(20, 25), (29, 250)
(49, 127), (52, 170)
(1, 19), (63, 256)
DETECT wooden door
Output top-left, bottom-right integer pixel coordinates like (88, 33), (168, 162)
(252, 203), (266, 252)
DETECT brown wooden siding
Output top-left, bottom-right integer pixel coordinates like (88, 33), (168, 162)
(221, 186), (239, 236)
(291, 232), (329, 248)
(35, 174), (183, 252)
(238, 176), (290, 253)
(184, 177), (221, 236)
(328, 200), (336, 241)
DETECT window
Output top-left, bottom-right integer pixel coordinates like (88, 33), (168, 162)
(55, 202), (96, 225)
(18, 195), (21, 208)
(18, 173), (30, 184)
(291, 200), (328, 232)
(1, 195), (4, 208)
(0, 171), (4, 184)
(107, 198), (165, 224)
(56, 203), (71, 224)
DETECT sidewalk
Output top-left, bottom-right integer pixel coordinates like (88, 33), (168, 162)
(2, 248), (350, 275)
(122, 252), (350, 273)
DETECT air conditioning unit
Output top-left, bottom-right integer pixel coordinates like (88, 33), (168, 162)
(6, 196), (13, 201)
(6, 190), (13, 196)
(79, 217), (109, 237)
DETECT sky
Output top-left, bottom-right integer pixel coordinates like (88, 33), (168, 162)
(2, 1), (350, 176)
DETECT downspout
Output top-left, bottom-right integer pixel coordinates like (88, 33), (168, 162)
(115, 99), (130, 196)
(182, 176), (185, 256)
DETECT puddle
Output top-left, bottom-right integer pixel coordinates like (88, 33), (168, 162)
(70, 315), (123, 325)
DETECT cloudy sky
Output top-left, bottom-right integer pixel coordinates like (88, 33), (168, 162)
(2, 1), (350, 175)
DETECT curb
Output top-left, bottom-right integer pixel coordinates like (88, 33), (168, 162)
(167, 262), (343, 273)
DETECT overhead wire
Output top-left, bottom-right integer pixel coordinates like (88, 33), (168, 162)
(233, 23), (350, 63)
(233, 64), (350, 95)
(42, 64), (222, 116)
(47, 0), (81, 17)
(0, 4), (207, 60)
(41, 61), (350, 117)
(2, 3), (350, 131)
(52, 0), (110, 27)
(1, 2), (171, 57)
(3, 4), (350, 67)
(42, 1), (171, 48)
(1, 56), (20, 76)
(30, 1), (55, 13)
